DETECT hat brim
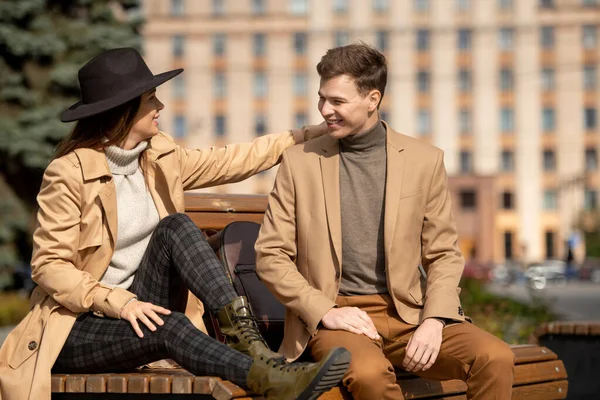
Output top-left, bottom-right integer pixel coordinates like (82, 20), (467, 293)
(60, 68), (183, 122)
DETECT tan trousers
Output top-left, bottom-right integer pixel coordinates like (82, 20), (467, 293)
(308, 294), (515, 400)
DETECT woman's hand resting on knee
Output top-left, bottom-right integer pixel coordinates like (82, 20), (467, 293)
(120, 300), (172, 338)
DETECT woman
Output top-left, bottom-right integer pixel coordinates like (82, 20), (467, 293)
(0, 48), (349, 400)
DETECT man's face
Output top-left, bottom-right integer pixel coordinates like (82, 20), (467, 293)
(318, 74), (380, 139)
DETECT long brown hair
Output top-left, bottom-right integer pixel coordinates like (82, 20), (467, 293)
(55, 96), (142, 159)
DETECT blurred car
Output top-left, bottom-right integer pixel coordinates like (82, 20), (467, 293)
(524, 260), (567, 289)
(492, 262), (524, 286)
(579, 258), (600, 283)
(462, 260), (493, 282)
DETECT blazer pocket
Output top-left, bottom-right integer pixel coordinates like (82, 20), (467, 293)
(399, 187), (423, 200)
(408, 280), (425, 305)
(78, 210), (103, 250)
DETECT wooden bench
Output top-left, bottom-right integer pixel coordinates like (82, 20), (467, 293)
(50, 193), (569, 399)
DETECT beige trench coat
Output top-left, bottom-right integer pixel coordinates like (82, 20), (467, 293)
(0, 129), (304, 400)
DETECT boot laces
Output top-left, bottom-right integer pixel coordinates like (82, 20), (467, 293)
(232, 305), (266, 344)
(265, 356), (311, 372)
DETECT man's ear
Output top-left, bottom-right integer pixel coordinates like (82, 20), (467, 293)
(367, 90), (382, 112)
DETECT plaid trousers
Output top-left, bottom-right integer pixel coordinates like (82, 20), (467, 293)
(53, 213), (252, 386)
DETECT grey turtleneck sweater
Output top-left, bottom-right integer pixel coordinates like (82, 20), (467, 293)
(100, 141), (160, 289)
(338, 120), (388, 295)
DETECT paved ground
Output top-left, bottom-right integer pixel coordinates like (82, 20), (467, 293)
(487, 281), (600, 321)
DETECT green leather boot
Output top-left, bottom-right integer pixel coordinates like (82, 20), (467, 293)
(247, 347), (351, 400)
(217, 296), (280, 360)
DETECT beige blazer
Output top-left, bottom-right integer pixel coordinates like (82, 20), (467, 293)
(0, 130), (303, 400)
(255, 124), (466, 361)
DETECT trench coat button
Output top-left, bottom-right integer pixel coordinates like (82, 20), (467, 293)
(28, 341), (37, 351)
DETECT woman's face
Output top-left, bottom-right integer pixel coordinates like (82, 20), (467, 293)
(124, 89), (164, 149)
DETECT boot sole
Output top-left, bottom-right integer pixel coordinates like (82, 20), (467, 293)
(297, 347), (351, 400)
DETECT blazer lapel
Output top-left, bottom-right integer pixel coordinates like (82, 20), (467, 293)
(383, 124), (405, 258)
(319, 137), (342, 269)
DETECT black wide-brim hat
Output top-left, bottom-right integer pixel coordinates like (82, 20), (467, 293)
(61, 47), (183, 122)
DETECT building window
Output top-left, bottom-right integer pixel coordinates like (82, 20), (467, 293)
(417, 29), (430, 51)
(417, 70), (430, 92)
(543, 149), (556, 171)
(459, 189), (477, 209)
(458, 69), (472, 92)
(540, 26), (554, 49)
(500, 108), (515, 133)
(294, 72), (308, 96)
(213, 33), (226, 56)
(417, 109), (431, 135)
(172, 75), (185, 99)
(254, 71), (267, 98)
(502, 191), (514, 210)
(293, 32), (307, 55)
(498, 27), (515, 51)
(376, 30), (389, 52)
(255, 114), (267, 136)
(415, 0), (429, 12)
(586, 148), (598, 171)
(499, 68), (514, 91)
(545, 231), (555, 259)
(541, 68), (555, 91)
(585, 188), (598, 210)
(584, 65), (597, 90)
(583, 25), (598, 49)
(373, 0), (390, 12)
(459, 109), (471, 135)
(542, 108), (556, 132)
(213, 72), (226, 98)
(253, 33), (266, 57)
(582, 0), (598, 6)
(498, 0), (513, 10)
(504, 231), (513, 260)
(173, 34), (185, 57)
(501, 150), (514, 172)
(290, 0), (308, 15)
(458, 29), (472, 51)
(334, 31), (350, 47)
(457, 0), (471, 11)
(333, 0), (348, 13)
(252, 0), (266, 15)
(380, 109), (389, 122)
(170, 0), (184, 16)
(174, 115), (186, 138)
(215, 115), (226, 137)
(540, 0), (554, 8)
(295, 112), (307, 128)
(585, 108), (597, 130)
(460, 151), (473, 174)
(213, 0), (225, 16)
(543, 190), (558, 210)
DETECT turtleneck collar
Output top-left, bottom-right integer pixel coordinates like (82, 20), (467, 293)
(104, 140), (148, 176)
(340, 119), (386, 153)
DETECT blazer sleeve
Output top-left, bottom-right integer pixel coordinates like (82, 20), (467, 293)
(255, 151), (336, 335)
(177, 130), (301, 190)
(420, 151), (465, 322)
(31, 157), (135, 319)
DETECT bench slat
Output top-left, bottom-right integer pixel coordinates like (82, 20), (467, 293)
(107, 375), (128, 393)
(86, 375), (107, 393)
(65, 375), (87, 393)
(51, 375), (65, 393)
(188, 212), (265, 231)
(212, 379), (251, 400)
(513, 360), (566, 386)
(184, 194), (268, 213)
(150, 375), (172, 393)
(172, 375), (194, 394)
(511, 345), (557, 364)
(512, 380), (568, 400)
(128, 374), (150, 393)
(194, 376), (223, 394)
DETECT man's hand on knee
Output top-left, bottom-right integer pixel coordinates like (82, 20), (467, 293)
(402, 318), (444, 372)
(321, 307), (381, 341)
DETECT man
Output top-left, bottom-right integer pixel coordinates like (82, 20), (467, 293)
(255, 43), (514, 399)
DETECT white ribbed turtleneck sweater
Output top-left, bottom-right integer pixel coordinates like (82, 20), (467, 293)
(100, 141), (160, 289)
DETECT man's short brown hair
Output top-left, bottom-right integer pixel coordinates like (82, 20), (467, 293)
(316, 43), (387, 101)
